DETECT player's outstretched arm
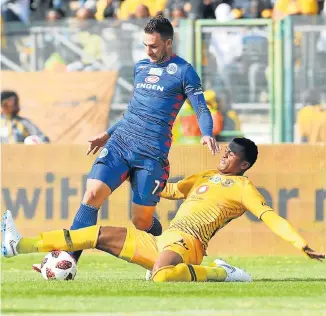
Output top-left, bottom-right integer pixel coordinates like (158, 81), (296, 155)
(160, 173), (202, 200)
(190, 96), (220, 155)
(261, 211), (325, 261)
(183, 66), (221, 155)
(242, 183), (325, 261)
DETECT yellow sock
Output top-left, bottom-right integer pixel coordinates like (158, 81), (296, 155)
(152, 263), (227, 282)
(203, 265), (227, 281)
(17, 236), (42, 254)
(17, 226), (100, 254)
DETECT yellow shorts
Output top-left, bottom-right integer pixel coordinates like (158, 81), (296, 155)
(118, 227), (205, 270)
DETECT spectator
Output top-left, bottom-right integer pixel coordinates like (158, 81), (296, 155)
(214, 2), (236, 21)
(30, 0), (69, 21)
(309, 108), (326, 143)
(273, 0), (318, 20)
(172, 90), (223, 144)
(0, 91), (50, 144)
(186, 0), (223, 19)
(320, 0), (325, 13)
(46, 8), (64, 21)
(135, 4), (150, 19)
(231, 0), (273, 19)
(76, 7), (95, 20)
(202, 0), (219, 19)
(171, 5), (186, 26)
(164, 0), (188, 17)
(118, 0), (167, 20)
(95, 0), (118, 20)
(296, 89), (323, 143)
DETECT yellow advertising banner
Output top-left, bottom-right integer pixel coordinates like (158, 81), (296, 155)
(1, 144), (325, 256)
(1, 71), (117, 144)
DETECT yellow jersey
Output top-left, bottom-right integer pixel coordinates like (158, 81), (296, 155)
(309, 110), (326, 143)
(297, 105), (325, 143)
(161, 170), (273, 249)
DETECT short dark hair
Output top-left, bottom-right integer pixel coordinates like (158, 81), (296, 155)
(144, 15), (174, 41)
(1, 91), (18, 104)
(233, 137), (258, 169)
(302, 88), (321, 106)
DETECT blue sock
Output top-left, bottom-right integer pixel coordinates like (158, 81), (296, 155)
(146, 217), (162, 236)
(69, 203), (99, 262)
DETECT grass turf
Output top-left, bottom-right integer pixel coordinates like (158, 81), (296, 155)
(1, 253), (325, 315)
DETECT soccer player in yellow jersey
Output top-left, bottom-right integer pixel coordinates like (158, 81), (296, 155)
(2, 138), (325, 282)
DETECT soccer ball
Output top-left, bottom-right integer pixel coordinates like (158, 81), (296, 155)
(24, 135), (43, 145)
(40, 251), (77, 281)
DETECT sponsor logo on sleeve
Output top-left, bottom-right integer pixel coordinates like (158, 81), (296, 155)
(194, 88), (203, 96)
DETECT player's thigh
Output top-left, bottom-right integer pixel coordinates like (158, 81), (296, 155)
(88, 142), (130, 193)
(118, 226), (159, 271)
(131, 157), (170, 207)
(155, 230), (205, 268)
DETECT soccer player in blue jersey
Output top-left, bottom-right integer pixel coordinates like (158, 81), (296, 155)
(34, 16), (220, 267)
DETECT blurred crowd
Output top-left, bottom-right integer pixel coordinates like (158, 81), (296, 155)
(1, 0), (326, 24)
(1, 0), (325, 145)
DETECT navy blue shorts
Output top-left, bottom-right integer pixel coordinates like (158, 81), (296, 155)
(88, 136), (170, 206)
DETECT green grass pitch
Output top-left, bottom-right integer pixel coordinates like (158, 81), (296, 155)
(1, 253), (325, 316)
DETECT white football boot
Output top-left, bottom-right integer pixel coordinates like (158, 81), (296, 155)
(145, 269), (152, 281)
(1, 210), (22, 257)
(213, 258), (252, 282)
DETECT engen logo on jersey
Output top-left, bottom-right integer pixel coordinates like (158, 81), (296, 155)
(136, 76), (164, 91)
(145, 76), (160, 84)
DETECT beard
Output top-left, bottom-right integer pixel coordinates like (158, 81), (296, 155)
(155, 49), (169, 64)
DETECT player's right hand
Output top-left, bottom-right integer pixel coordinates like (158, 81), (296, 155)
(87, 131), (110, 155)
(302, 245), (325, 261)
(200, 136), (221, 156)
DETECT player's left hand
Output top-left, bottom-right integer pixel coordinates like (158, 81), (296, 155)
(87, 131), (110, 155)
(201, 136), (221, 155)
(303, 245), (325, 261)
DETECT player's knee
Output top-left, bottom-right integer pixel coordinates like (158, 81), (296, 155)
(83, 188), (105, 206)
(152, 264), (188, 283)
(131, 207), (153, 231)
(132, 216), (152, 231)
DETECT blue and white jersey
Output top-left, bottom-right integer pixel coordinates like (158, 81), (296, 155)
(109, 54), (213, 159)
